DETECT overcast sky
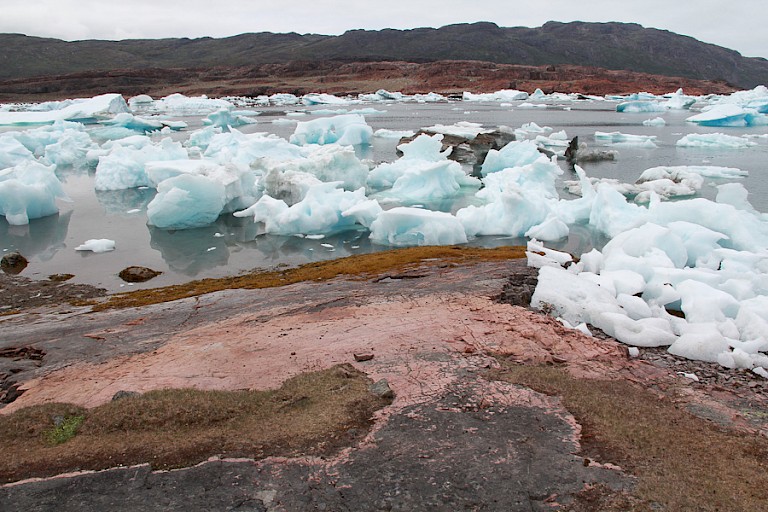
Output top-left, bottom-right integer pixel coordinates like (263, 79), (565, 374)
(2, 0), (766, 58)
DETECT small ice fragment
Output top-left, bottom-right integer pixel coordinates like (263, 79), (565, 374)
(75, 239), (116, 253)
(351, 245), (360, 249)
(206, 247), (216, 252)
(126, 209), (141, 214)
(677, 372), (700, 382)
(753, 367), (768, 379)
(628, 347), (640, 358)
(320, 243), (334, 249)
(214, 233), (225, 238)
(305, 234), (326, 240)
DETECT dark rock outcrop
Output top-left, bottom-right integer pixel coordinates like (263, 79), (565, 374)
(0, 252), (28, 275)
(118, 266), (162, 283)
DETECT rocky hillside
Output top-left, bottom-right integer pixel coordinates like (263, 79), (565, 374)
(0, 61), (738, 103)
(1, 21), (766, 89)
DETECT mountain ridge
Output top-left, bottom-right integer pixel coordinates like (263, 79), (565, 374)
(1, 21), (766, 92)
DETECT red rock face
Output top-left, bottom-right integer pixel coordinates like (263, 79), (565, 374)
(0, 60), (736, 102)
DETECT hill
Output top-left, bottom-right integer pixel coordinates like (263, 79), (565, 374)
(0, 21), (766, 89)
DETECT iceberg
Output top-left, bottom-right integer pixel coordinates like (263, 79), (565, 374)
(290, 114), (373, 146)
(594, 131), (658, 147)
(662, 89), (696, 110)
(643, 117), (666, 126)
(616, 101), (666, 113)
(145, 159), (258, 211)
(421, 122), (493, 140)
(94, 138), (189, 191)
(0, 134), (35, 169)
(369, 207), (467, 247)
(234, 182), (375, 236)
(368, 134), (480, 202)
(153, 94), (233, 115)
(676, 133), (757, 149)
(0, 161), (69, 225)
(75, 239), (116, 253)
(147, 174), (227, 230)
(458, 146), (563, 238)
(301, 93), (350, 106)
(203, 108), (258, 130)
(0, 94), (129, 126)
(462, 89), (529, 102)
(686, 104), (752, 127)
(480, 140), (546, 177)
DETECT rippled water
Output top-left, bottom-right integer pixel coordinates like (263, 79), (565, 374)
(2, 100), (767, 291)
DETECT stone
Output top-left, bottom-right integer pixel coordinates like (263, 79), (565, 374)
(1, 252), (28, 275)
(369, 379), (395, 400)
(118, 266), (162, 283)
(111, 390), (140, 402)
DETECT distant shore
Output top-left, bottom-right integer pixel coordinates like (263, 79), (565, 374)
(0, 60), (738, 103)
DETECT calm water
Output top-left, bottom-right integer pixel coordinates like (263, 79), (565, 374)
(2, 100), (767, 291)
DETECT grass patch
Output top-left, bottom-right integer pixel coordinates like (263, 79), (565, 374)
(0, 364), (390, 484)
(43, 415), (85, 446)
(489, 362), (768, 511)
(94, 245), (526, 310)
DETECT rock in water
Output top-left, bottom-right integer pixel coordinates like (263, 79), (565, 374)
(1, 251), (28, 274)
(119, 266), (162, 283)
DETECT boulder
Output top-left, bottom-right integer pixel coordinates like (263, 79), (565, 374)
(1, 252), (28, 274)
(118, 266), (162, 283)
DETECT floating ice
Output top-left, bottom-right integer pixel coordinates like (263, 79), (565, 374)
(594, 131), (658, 147)
(290, 114), (372, 146)
(686, 104), (752, 127)
(480, 140), (546, 176)
(374, 129), (416, 139)
(0, 93), (129, 126)
(0, 134), (35, 169)
(147, 174), (227, 229)
(616, 101), (666, 113)
(301, 93), (350, 106)
(94, 138), (189, 191)
(643, 117), (666, 126)
(459, 145), (563, 239)
(75, 238), (116, 253)
(512, 122), (552, 139)
(234, 182), (375, 236)
(462, 89), (529, 102)
(662, 89), (696, 110)
(368, 134), (479, 202)
(0, 161), (69, 225)
(145, 159), (258, 211)
(203, 108), (258, 130)
(153, 94), (233, 115)
(102, 112), (185, 133)
(369, 207), (467, 246)
(422, 122), (493, 140)
(676, 133), (756, 149)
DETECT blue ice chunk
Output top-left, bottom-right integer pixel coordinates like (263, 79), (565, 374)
(147, 174), (227, 229)
(0, 161), (68, 225)
(290, 114), (372, 146)
(369, 207), (467, 247)
(616, 101), (666, 113)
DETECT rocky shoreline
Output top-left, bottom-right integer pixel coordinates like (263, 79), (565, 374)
(1, 255), (767, 509)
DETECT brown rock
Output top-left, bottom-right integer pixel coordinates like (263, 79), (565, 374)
(118, 266), (162, 283)
(1, 252), (28, 275)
